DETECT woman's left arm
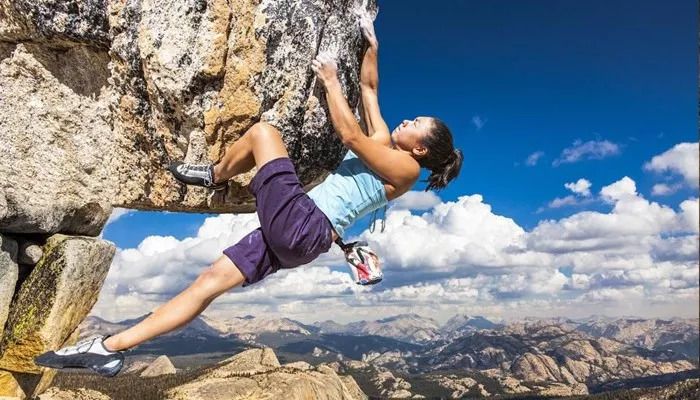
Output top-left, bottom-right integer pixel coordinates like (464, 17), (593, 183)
(312, 53), (419, 188)
(359, 16), (392, 147)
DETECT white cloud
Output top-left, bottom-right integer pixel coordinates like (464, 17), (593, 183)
(644, 142), (699, 187)
(599, 176), (637, 203)
(105, 208), (134, 227)
(390, 191), (441, 211)
(359, 195), (550, 274)
(651, 183), (683, 196)
(92, 177), (699, 324)
(537, 179), (593, 213)
(525, 151), (544, 166)
(536, 195), (579, 213)
(565, 178), (592, 197)
(549, 195), (578, 208)
(677, 198), (699, 233)
(553, 139), (620, 166)
(471, 115), (486, 131)
(579, 286), (645, 303)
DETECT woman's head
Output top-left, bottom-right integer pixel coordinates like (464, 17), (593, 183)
(392, 116), (463, 191)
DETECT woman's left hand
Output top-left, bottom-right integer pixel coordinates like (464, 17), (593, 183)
(312, 52), (339, 88)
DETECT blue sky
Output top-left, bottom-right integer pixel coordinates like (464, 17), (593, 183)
(105, 0), (698, 246)
(97, 0), (698, 323)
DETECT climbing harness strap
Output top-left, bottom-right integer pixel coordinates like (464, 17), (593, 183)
(369, 204), (387, 233)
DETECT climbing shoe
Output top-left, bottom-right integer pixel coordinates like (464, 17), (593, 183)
(168, 162), (227, 191)
(34, 335), (125, 377)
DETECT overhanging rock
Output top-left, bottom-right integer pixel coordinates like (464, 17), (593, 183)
(0, 0), (377, 237)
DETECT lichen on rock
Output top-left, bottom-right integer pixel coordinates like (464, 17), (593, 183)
(0, 234), (19, 347)
(0, 235), (114, 374)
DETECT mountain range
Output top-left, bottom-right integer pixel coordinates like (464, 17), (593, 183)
(78, 313), (698, 397)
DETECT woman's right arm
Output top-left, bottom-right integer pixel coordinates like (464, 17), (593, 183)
(312, 53), (419, 190)
(359, 16), (391, 147)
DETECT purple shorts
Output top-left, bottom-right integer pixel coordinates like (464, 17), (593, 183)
(223, 157), (333, 286)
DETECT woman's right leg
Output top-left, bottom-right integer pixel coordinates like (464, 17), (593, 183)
(102, 255), (245, 352)
(213, 122), (290, 183)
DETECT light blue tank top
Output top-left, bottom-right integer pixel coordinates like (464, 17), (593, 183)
(307, 150), (388, 237)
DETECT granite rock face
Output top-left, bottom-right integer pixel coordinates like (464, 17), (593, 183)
(0, 234), (18, 346)
(1, 0), (376, 231)
(110, 0), (376, 212)
(37, 387), (112, 400)
(165, 348), (367, 400)
(0, 1), (374, 395)
(0, 0), (110, 47)
(0, 43), (114, 236)
(140, 355), (177, 377)
(0, 328), (79, 399)
(0, 235), (114, 374)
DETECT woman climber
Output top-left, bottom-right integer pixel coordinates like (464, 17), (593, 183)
(34, 15), (462, 376)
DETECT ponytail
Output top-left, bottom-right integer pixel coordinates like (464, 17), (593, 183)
(418, 118), (463, 191)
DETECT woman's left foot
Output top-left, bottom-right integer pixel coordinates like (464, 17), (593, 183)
(168, 162), (227, 191)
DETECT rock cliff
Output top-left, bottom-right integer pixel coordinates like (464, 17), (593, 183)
(165, 348), (366, 400)
(0, 1), (375, 398)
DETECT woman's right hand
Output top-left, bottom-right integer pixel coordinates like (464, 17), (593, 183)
(360, 14), (378, 49)
(312, 52), (339, 88)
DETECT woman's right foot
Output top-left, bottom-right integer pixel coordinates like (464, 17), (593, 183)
(34, 335), (125, 377)
(168, 162), (227, 191)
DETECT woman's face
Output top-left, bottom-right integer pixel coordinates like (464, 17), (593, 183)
(391, 116), (432, 156)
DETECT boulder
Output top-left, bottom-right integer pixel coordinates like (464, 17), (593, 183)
(0, 328), (79, 399)
(123, 359), (153, 374)
(0, 0), (110, 47)
(165, 348), (367, 400)
(140, 355), (176, 377)
(207, 347), (280, 377)
(0, 370), (24, 399)
(0, 235), (114, 373)
(2, 0), (377, 229)
(0, 234), (18, 346)
(110, 0), (377, 212)
(0, 43), (113, 236)
(37, 387), (111, 400)
(17, 241), (42, 266)
(339, 375), (368, 400)
(284, 361), (314, 371)
(510, 352), (562, 382)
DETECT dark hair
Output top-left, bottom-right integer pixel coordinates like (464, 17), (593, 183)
(418, 118), (463, 191)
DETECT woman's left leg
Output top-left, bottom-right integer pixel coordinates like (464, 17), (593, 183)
(170, 122), (289, 188)
(102, 255), (245, 352)
(213, 122), (290, 182)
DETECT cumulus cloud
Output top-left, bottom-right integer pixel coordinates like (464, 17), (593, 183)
(651, 183), (683, 196)
(93, 177), (698, 323)
(105, 208), (134, 227)
(553, 139), (620, 166)
(525, 151), (545, 166)
(390, 191), (442, 211)
(536, 196), (579, 213)
(565, 179), (592, 197)
(537, 179), (594, 213)
(528, 177), (686, 257)
(644, 142), (699, 187)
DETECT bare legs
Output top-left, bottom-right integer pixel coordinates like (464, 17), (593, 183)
(102, 123), (289, 352)
(102, 256), (244, 351)
(213, 122), (290, 183)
